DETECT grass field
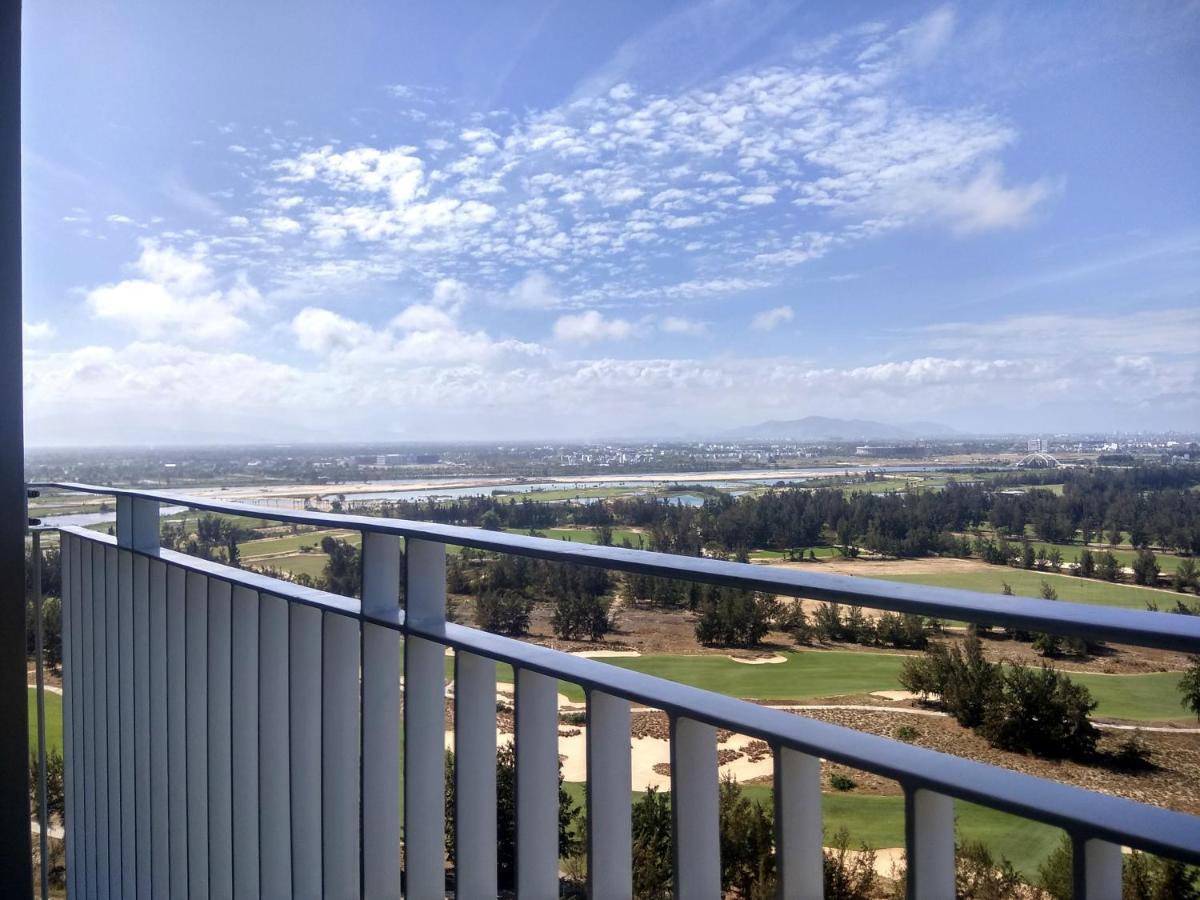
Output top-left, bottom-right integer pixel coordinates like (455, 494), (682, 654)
(239, 528), (360, 558)
(28, 688), (62, 755)
(504, 527), (647, 548)
(560, 782), (1061, 877)
(750, 545), (842, 561)
(494, 651), (1188, 721)
(879, 567), (1172, 611)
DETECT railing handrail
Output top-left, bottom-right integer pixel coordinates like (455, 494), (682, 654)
(31, 480), (1200, 652)
(55, 522), (1200, 865)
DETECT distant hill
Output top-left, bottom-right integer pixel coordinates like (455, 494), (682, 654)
(723, 416), (959, 442)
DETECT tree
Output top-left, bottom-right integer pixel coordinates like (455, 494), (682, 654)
(1132, 548), (1160, 586)
(319, 536), (361, 596)
(444, 742), (581, 888)
(718, 774), (776, 898)
(695, 588), (775, 647)
(1095, 550), (1121, 582)
(1173, 558), (1199, 593)
(474, 589), (533, 636)
(1078, 547), (1095, 578)
(981, 664), (1098, 758)
(1180, 656), (1200, 721)
(551, 593), (614, 641)
(1031, 581), (1062, 657)
(631, 788), (673, 898)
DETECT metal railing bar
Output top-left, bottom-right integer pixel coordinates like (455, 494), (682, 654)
(35, 483), (1200, 652)
(56, 520), (1200, 865)
(32, 530), (49, 900)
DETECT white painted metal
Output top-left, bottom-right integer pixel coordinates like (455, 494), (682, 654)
(907, 788), (955, 900)
(185, 571), (210, 898)
(166, 564), (188, 900)
(132, 552), (152, 900)
(1081, 838), (1123, 900)
(93, 543), (110, 900)
(207, 579), (234, 897)
(776, 748), (823, 900)
(587, 690), (632, 900)
(258, 593), (292, 897)
(454, 651), (497, 900)
(289, 602), (323, 898)
(361, 531), (403, 900)
(148, 558), (170, 899)
(516, 668), (559, 897)
(671, 716), (721, 899)
(230, 585), (260, 899)
(62, 536), (77, 900)
(322, 610), (360, 898)
(115, 495), (160, 553)
(404, 539), (447, 897)
(117, 549), (135, 900)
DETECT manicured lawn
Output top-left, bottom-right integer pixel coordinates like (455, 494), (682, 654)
(504, 527), (647, 548)
(880, 568), (1172, 611)
(28, 687), (62, 755)
(248, 553), (331, 578)
(1069, 671), (1190, 721)
(239, 528), (359, 558)
(750, 545), (841, 560)
(560, 783), (1062, 877)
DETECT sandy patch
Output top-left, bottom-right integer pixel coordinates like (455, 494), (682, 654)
(870, 690), (919, 701)
(494, 682), (582, 711)
(728, 654), (787, 665)
(571, 649), (642, 658)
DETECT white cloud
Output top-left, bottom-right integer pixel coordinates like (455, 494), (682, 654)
(23, 321), (56, 341)
(390, 303), (456, 332)
(750, 305), (794, 331)
(506, 272), (563, 309)
(553, 310), (634, 343)
(106, 214), (136, 226)
(85, 240), (260, 342)
(291, 307), (373, 353)
(262, 216), (303, 234)
(660, 316), (707, 336)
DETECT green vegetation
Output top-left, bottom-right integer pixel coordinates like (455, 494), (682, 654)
(881, 568), (1169, 610)
(503, 526), (646, 547)
(28, 688), (62, 754)
(238, 528), (360, 558)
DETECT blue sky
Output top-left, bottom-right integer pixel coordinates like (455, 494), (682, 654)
(20, 0), (1200, 444)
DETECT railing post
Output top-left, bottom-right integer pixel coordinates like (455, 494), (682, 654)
(289, 602), (322, 897)
(905, 787), (955, 900)
(516, 668), (559, 897)
(454, 650), (497, 899)
(323, 610), (360, 898)
(258, 593), (293, 897)
(230, 585), (260, 898)
(115, 495), (160, 553)
(670, 716), (721, 899)
(1073, 837), (1122, 900)
(587, 690), (632, 900)
(776, 747), (823, 899)
(185, 570), (210, 898)
(361, 530), (403, 900)
(404, 538), (447, 897)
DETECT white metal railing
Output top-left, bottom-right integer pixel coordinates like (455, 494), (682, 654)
(30, 483), (1200, 900)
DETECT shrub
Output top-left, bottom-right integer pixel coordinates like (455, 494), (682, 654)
(829, 772), (857, 792)
(631, 788), (673, 899)
(473, 589), (533, 636)
(981, 664), (1098, 758)
(955, 839), (1025, 900)
(875, 612), (927, 649)
(894, 725), (920, 742)
(551, 593), (614, 641)
(1039, 835), (1200, 900)
(695, 588), (775, 647)
(1111, 731), (1154, 772)
(823, 827), (877, 900)
(718, 774), (776, 898)
(1132, 548), (1160, 586)
(1179, 656), (1200, 721)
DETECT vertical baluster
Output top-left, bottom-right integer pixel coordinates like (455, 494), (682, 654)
(166, 564), (188, 900)
(117, 549), (135, 899)
(93, 543), (110, 900)
(149, 559), (170, 899)
(361, 531), (403, 900)
(322, 611), (360, 898)
(670, 716), (720, 899)
(185, 571), (210, 898)
(775, 747), (823, 900)
(587, 690), (631, 900)
(104, 546), (121, 900)
(258, 593), (292, 897)
(454, 651), (497, 899)
(132, 552), (152, 900)
(230, 586), (260, 900)
(61, 536), (77, 899)
(516, 668), (558, 897)
(207, 579), (234, 898)
(289, 603), (323, 899)
(905, 787), (954, 900)
(404, 539), (447, 897)
(1073, 837), (1122, 900)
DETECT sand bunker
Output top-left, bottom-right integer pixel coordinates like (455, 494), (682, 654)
(570, 649), (643, 658)
(869, 690), (919, 701)
(728, 654), (788, 665)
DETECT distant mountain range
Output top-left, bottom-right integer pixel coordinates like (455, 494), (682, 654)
(723, 416), (960, 442)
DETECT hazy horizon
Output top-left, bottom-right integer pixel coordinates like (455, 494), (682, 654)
(21, 1), (1200, 445)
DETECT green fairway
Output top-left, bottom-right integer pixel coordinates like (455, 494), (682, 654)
(250, 553), (331, 579)
(28, 688), (62, 755)
(504, 527), (647, 548)
(880, 567), (1173, 611)
(239, 528), (360, 558)
(488, 650), (1187, 721)
(561, 783), (1062, 878)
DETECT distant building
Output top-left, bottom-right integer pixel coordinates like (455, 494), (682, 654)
(854, 445), (925, 458)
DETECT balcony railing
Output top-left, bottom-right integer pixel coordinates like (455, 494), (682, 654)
(27, 481), (1200, 899)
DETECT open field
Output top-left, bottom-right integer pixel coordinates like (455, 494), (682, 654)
(238, 528), (360, 558)
(503, 526), (647, 548)
(560, 783), (1061, 877)
(28, 688), (62, 755)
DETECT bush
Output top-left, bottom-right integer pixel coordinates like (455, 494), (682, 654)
(1132, 549), (1160, 586)
(955, 839), (1025, 900)
(894, 725), (920, 742)
(551, 593), (614, 641)
(829, 772), (857, 792)
(823, 827), (877, 900)
(1178, 656), (1200, 721)
(631, 788), (673, 899)
(695, 588), (776, 647)
(473, 589), (533, 636)
(981, 664), (1098, 758)
(718, 774), (776, 898)
(875, 612), (927, 649)
(1038, 835), (1200, 900)
(1111, 731), (1154, 772)
(899, 633), (999, 728)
